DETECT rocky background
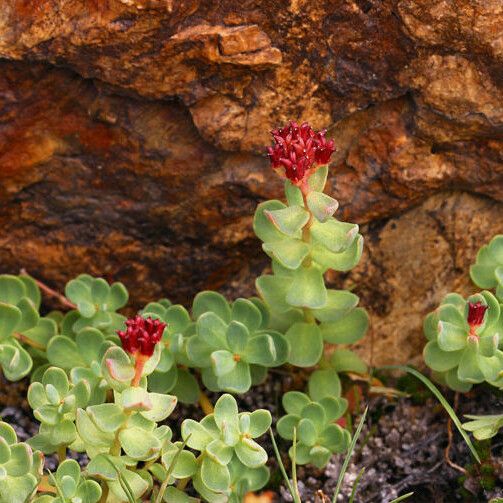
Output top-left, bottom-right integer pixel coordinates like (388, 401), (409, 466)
(0, 0), (502, 366)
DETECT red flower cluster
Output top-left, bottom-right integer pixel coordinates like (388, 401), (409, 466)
(467, 301), (488, 328)
(267, 121), (335, 184)
(117, 315), (166, 357)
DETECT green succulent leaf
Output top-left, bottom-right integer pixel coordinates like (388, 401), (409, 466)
(181, 420), (215, 451)
(264, 205), (309, 237)
(308, 369), (342, 401)
(285, 323), (323, 367)
(310, 219), (359, 254)
(311, 234), (363, 272)
(423, 341), (462, 372)
(225, 321), (249, 354)
(193, 292), (231, 323)
(0, 340), (33, 381)
(262, 239), (310, 270)
(286, 266), (327, 309)
(284, 180), (303, 207)
(0, 303), (21, 340)
(253, 200), (287, 243)
(211, 350), (237, 377)
(0, 276), (25, 305)
(330, 349), (367, 374)
(308, 165), (328, 191)
(87, 404), (126, 433)
(320, 308), (369, 344)
(235, 438), (267, 468)
(283, 392), (311, 415)
(201, 456), (231, 492)
(47, 336), (86, 369)
(217, 361), (252, 393)
(297, 418), (317, 446)
(256, 274), (292, 314)
(307, 191), (339, 223)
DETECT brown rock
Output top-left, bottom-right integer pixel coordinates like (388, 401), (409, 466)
(400, 54), (503, 141)
(347, 192), (503, 366)
(398, 0), (503, 62)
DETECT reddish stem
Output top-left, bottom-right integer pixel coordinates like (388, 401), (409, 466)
(20, 269), (77, 309)
(132, 355), (147, 387)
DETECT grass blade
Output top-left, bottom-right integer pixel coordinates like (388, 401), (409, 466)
(291, 427), (301, 503)
(103, 456), (136, 503)
(155, 436), (191, 503)
(389, 492), (414, 502)
(332, 406), (368, 503)
(269, 428), (300, 503)
(348, 467), (365, 503)
(378, 365), (480, 463)
(47, 469), (67, 503)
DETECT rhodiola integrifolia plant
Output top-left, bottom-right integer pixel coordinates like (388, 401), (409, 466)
(0, 121), (369, 502)
(423, 235), (503, 440)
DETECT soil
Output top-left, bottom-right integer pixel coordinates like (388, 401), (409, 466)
(1, 374), (502, 503)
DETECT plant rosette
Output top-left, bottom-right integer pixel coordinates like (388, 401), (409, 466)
(33, 459), (101, 503)
(46, 327), (116, 405)
(276, 391), (350, 468)
(0, 421), (44, 503)
(181, 394), (271, 499)
(28, 367), (90, 454)
(0, 274), (57, 381)
(423, 291), (503, 391)
(63, 274), (128, 335)
(186, 292), (289, 393)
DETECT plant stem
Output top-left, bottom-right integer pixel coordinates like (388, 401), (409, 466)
(176, 477), (190, 491)
(132, 355), (147, 387)
(57, 445), (67, 463)
(13, 332), (46, 350)
(110, 411), (133, 456)
(198, 392), (214, 415)
(99, 482), (109, 503)
(20, 269), (77, 310)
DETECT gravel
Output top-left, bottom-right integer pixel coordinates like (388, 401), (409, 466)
(1, 375), (502, 502)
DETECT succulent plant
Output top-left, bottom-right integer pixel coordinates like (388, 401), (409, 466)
(0, 274), (57, 380)
(462, 413), (503, 440)
(63, 274), (128, 335)
(87, 453), (152, 501)
(46, 327), (115, 405)
(186, 292), (288, 393)
(470, 235), (503, 301)
(28, 367), (90, 454)
(141, 299), (200, 403)
(277, 391), (350, 468)
(254, 176), (363, 322)
(0, 421), (44, 503)
(423, 291), (503, 391)
(194, 457), (270, 503)
(181, 394), (271, 497)
(34, 459), (102, 503)
(0, 120), (372, 500)
(254, 126), (368, 400)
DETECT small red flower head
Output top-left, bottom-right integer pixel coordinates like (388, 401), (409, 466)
(117, 315), (166, 357)
(467, 301), (488, 329)
(266, 121), (335, 184)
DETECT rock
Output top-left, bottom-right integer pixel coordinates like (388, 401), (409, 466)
(342, 193), (503, 366)
(0, 0), (502, 365)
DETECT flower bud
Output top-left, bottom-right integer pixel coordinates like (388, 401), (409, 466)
(117, 315), (166, 357)
(266, 121), (335, 184)
(467, 301), (488, 329)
